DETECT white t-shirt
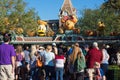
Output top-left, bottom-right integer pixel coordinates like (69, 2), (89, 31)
(43, 51), (55, 66)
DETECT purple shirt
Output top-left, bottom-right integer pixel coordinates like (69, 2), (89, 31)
(0, 43), (16, 65)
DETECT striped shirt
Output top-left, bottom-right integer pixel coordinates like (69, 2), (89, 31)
(55, 55), (65, 68)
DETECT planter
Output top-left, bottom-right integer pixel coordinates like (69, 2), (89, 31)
(107, 65), (120, 80)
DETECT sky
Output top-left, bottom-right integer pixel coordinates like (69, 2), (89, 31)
(25, 0), (105, 20)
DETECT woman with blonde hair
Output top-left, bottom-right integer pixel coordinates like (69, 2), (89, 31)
(43, 45), (55, 80)
(69, 43), (86, 80)
(15, 45), (25, 80)
(29, 45), (37, 80)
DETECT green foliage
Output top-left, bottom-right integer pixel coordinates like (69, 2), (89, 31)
(0, 0), (40, 36)
(77, 0), (120, 36)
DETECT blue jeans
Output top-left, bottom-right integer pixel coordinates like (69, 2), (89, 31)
(56, 68), (64, 80)
(101, 63), (108, 75)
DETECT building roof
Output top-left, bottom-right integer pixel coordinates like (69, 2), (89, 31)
(61, 0), (76, 15)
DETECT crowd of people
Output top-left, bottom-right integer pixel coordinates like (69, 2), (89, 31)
(0, 33), (120, 80)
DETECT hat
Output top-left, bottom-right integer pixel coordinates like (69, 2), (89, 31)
(39, 46), (44, 49)
(93, 42), (98, 47)
(106, 45), (110, 48)
(52, 43), (56, 46)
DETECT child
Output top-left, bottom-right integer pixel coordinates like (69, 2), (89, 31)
(93, 62), (106, 80)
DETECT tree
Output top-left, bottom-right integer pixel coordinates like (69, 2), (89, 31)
(101, 0), (120, 35)
(78, 9), (105, 36)
(77, 0), (120, 36)
(0, 0), (40, 36)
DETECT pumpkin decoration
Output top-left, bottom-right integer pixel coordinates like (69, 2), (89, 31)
(37, 20), (47, 36)
(60, 14), (78, 32)
(73, 28), (80, 34)
(46, 27), (54, 36)
(65, 20), (75, 30)
(16, 18), (19, 22)
(110, 31), (118, 36)
(37, 20), (47, 25)
(97, 21), (105, 30)
(37, 25), (46, 36)
(26, 30), (35, 37)
(70, 15), (78, 24)
(1, 29), (7, 34)
(15, 27), (24, 35)
(9, 26), (16, 30)
(4, 17), (10, 25)
(61, 16), (69, 23)
(58, 27), (64, 34)
(85, 30), (94, 36)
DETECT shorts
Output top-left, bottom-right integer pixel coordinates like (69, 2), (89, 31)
(0, 65), (14, 80)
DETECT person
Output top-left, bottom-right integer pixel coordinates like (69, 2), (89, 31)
(15, 45), (25, 80)
(52, 43), (58, 55)
(93, 62), (106, 80)
(0, 33), (16, 80)
(66, 45), (73, 56)
(82, 44), (89, 56)
(55, 48), (65, 80)
(29, 45), (37, 80)
(100, 44), (110, 77)
(24, 45), (30, 63)
(86, 42), (103, 80)
(43, 45), (55, 80)
(69, 42), (86, 80)
(35, 50), (44, 80)
(116, 47), (120, 66)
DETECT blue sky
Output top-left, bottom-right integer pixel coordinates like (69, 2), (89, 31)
(25, 0), (105, 20)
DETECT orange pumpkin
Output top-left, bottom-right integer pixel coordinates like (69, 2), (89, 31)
(71, 15), (78, 23)
(85, 30), (94, 36)
(65, 20), (75, 30)
(27, 30), (35, 37)
(16, 27), (24, 34)
(58, 28), (64, 34)
(73, 28), (80, 34)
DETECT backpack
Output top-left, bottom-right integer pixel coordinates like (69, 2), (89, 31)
(74, 55), (86, 72)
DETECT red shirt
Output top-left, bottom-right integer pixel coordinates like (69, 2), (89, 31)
(86, 48), (103, 68)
